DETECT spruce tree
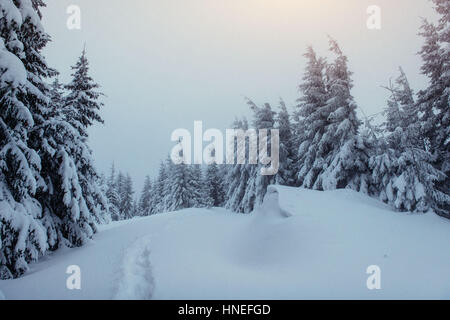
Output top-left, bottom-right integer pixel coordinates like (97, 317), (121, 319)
(190, 165), (206, 208)
(249, 101), (276, 209)
(0, 1), (47, 278)
(225, 100), (277, 213)
(139, 175), (153, 216)
(204, 162), (225, 207)
(275, 99), (296, 186)
(294, 46), (329, 188)
(49, 77), (64, 118)
(370, 67), (448, 212)
(153, 160), (169, 213)
(224, 117), (253, 213)
(316, 38), (369, 192)
(106, 163), (120, 221)
(64, 48), (104, 137)
(167, 162), (191, 211)
(416, 0), (450, 214)
(63, 49), (109, 224)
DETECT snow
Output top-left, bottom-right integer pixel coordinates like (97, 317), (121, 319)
(0, 38), (27, 87)
(1, 186), (450, 299)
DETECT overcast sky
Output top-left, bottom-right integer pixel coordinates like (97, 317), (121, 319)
(41, 0), (438, 192)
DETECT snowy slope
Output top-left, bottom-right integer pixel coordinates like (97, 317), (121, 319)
(1, 186), (450, 299)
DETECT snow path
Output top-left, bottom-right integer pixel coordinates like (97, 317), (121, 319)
(1, 187), (450, 299)
(113, 236), (154, 299)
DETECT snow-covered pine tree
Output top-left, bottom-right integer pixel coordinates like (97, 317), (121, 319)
(115, 171), (135, 220)
(31, 119), (99, 248)
(294, 46), (329, 188)
(249, 100), (276, 209)
(314, 38), (369, 192)
(204, 162), (225, 207)
(48, 77), (64, 118)
(63, 48), (104, 137)
(187, 164), (206, 208)
(275, 99), (296, 186)
(0, 0), (47, 279)
(63, 49), (109, 224)
(139, 175), (153, 216)
(153, 159), (169, 213)
(224, 117), (253, 213)
(370, 68), (448, 213)
(416, 0), (450, 215)
(115, 171), (125, 219)
(106, 163), (120, 221)
(226, 100), (276, 213)
(166, 161), (191, 211)
(120, 173), (134, 220)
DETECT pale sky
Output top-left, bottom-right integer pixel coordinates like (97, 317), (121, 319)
(41, 0), (438, 191)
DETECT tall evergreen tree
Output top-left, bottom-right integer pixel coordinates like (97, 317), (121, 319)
(0, 0), (47, 279)
(370, 68), (447, 212)
(275, 99), (296, 186)
(115, 171), (125, 218)
(63, 48), (104, 137)
(166, 162), (191, 211)
(315, 38), (369, 192)
(153, 160), (169, 213)
(106, 163), (120, 221)
(225, 101), (277, 213)
(294, 46), (329, 188)
(48, 77), (64, 118)
(224, 117), (253, 213)
(188, 164), (206, 208)
(139, 175), (153, 216)
(416, 0), (450, 214)
(63, 49), (108, 224)
(204, 162), (225, 207)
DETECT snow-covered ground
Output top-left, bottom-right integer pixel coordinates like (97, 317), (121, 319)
(1, 186), (450, 299)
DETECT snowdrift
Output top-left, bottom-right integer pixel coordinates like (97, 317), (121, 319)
(1, 186), (450, 299)
(254, 185), (292, 218)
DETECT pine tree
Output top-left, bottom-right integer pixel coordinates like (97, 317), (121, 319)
(188, 164), (206, 208)
(139, 175), (153, 216)
(0, 0), (53, 279)
(225, 100), (277, 213)
(275, 99), (296, 186)
(370, 67), (449, 212)
(224, 117), (253, 213)
(166, 162), (191, 211)
(294, 46), (329, 188)
(116, 173), (134, 220)
(314, 38), (369, 192)
(153, 160), (169, 213)
(49, 77), (64, 118)
(63, 48), (104, 137)
(63, 49), (109, 224)
(115, 171), (125, 219)
(249, 101), (276, 209)
(106, 163), (120, 221)
(416, 0), (450, 215)
(204, 163), (225, 207)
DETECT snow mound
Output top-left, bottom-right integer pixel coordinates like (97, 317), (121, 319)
(254, 185), (291, 219)
(0, 289), (5, 300)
